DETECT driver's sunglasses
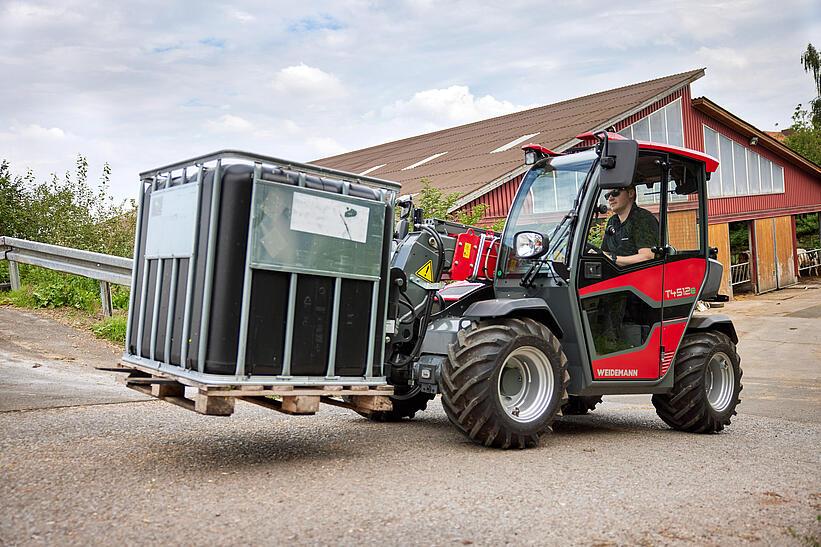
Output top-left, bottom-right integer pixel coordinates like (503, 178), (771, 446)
(604, 189), (623, 199)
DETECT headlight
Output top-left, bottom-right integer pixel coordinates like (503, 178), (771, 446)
(514, 232), (546, 259)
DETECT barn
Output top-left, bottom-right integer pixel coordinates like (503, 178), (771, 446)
(313, 69), (821, 297)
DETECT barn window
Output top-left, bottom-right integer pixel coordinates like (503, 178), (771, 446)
(618, 98), (683, 146)
(702, 125), (785, 198)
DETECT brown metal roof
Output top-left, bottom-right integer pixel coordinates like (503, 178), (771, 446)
(311, 69), (705, 200)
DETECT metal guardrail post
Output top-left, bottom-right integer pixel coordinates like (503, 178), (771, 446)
(100, 281), (113, 317)
(8, 260), (20, 290)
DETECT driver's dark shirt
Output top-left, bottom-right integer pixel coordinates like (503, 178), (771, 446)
(602, 204), (659, 256)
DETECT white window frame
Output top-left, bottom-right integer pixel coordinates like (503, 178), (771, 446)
(618, 98), (684, 146)
(701, 124), (786, 198)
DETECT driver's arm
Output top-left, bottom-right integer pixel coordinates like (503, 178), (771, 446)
(614, 248), (655, 267)
(612, 213), (659, 267)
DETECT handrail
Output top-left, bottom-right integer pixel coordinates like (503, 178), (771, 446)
(1, 236), (133, 316)
(730, 261), (751, 286)
(797, 248), (821, 275)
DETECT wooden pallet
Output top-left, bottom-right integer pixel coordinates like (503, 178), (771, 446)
(102, 362), (394, 417)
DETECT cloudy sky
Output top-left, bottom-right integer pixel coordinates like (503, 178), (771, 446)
(1, 0), (819, 201)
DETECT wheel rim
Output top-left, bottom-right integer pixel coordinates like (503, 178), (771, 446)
(496, 346), (555, 423)
(705, 352), (734, 413)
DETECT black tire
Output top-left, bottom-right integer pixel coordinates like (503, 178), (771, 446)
(651, 331), (743, 433)
(353, 387), (434, 422)
(440, 318), (569, 449)
(562, 395), (603, 416)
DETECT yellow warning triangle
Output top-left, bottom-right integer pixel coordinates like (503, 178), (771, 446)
(416, 260), (434, 282)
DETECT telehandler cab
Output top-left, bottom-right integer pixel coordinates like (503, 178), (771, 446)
(120, 132), (741, 449)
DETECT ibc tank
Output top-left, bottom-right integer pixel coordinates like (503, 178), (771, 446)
(124, 151), (398, 385)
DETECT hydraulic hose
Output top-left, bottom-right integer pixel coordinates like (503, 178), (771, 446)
(390, 223), (445, 368)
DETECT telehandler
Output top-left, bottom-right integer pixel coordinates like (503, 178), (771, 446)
(118, 131), (741, 449)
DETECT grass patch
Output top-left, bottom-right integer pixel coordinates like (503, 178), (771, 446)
(1, 264), (132, 346)
(2, 265), (101, 313)
(91, 315), (127, 346)
(0, 285), (39, 307)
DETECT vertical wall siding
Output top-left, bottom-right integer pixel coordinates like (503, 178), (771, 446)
(462, 173), (522, 227)
(459, 84), (821, 227)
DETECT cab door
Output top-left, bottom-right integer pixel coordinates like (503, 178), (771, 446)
(577, 153), (666, 380)
(659, 155), (709, 376)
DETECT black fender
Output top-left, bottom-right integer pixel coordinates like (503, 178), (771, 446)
(463, 298), (564, 338)
(686, 314), (738, 344)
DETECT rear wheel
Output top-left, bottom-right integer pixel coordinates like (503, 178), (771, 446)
(440, 318), (569, 449)
(652, 331), (742, 433)
(562, 395), (603, 416)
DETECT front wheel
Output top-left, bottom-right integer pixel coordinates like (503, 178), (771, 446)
(652, 331), (742, 433)
(440, 318), (569, 449)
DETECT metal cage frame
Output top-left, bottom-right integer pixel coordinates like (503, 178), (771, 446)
(122, 150), (400, 386)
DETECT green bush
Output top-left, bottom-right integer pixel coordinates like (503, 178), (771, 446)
(7, 265), (99, 312)
(0, 286), (38, 308)
(111, 285), (131, 310)
(92, 316), (128, 346)
(1, 155), (135, 317)
(0, 156), (136, 285)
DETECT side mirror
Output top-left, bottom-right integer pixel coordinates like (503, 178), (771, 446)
(598, 139), (639, 189)
(514, 231), (549, 259)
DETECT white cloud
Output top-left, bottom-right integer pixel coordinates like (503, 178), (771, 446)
(226, 8), (255, 23)
(271, 63), (345, 98)
(695, 47), (750, 70)
(0, 0), (816, 202)
(15, 124), (66, 139)
(205, 114), (253, 132)
(305, 136), (348, 157)
(5, 2), (65, 20)
(381, 86), (524, 125)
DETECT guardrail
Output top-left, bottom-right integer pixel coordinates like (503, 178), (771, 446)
(730, 261), (751, 286)
(798, 248), (821, 277)
(0, 236), (133, 316)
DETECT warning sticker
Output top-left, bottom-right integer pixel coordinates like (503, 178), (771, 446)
(416, 260), (434, 282)
(462, 242), (472, 258)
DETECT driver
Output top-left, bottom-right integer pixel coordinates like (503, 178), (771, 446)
(601, 186), (659, 266)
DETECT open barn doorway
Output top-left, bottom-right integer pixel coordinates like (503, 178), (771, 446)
(729, 221), (753, 294)
(796, 212), (821, 278)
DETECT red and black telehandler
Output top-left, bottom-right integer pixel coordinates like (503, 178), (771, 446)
(119, 132), (741, 449)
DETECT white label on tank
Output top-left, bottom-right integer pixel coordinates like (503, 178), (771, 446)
(289, 192), (370, 243)
(145, 183), (199, 258)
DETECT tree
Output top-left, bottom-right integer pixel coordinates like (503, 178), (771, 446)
(0, 155), (135, 255)
(784, 43), (821, 166)
(784, 105), (821, 166)
(800, 43), (821, 127)
(415, 178), (490, 227)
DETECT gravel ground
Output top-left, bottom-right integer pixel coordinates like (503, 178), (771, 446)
(1, 398), (819, 546)
(1, 283), (820, 546)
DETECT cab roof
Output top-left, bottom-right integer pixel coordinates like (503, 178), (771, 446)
(574, 131), (719, 173)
